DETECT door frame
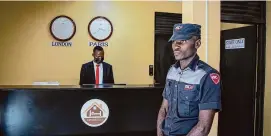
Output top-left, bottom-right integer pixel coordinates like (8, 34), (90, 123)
(220, 2), (266, 136)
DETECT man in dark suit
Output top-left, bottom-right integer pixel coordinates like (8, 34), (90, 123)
(79, 46), (114, 85)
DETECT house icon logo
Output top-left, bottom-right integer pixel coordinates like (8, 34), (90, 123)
(80, 99), (109, 127)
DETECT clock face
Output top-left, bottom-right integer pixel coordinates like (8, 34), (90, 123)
(50, 15), (76, 41)
(88, 16), (113, 41)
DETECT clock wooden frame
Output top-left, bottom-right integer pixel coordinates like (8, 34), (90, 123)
(49, 15), (76, 42)
(88, 16), (113, 41)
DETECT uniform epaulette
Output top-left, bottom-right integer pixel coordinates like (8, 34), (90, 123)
(197, 60), (218, 74)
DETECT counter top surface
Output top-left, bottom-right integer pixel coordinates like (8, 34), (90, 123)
(0, 84), (164, 90)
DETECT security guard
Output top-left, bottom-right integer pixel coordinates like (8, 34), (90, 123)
(157, 23), (222, 136)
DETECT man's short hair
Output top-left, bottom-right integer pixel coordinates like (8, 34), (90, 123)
(93, 46), (104, 53)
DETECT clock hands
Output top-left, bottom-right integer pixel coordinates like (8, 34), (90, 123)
(93, 27), (106, 34)
(100, 28), (105, 31)
(93, 29), (100, 34)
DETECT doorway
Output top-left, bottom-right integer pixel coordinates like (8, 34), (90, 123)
(154, 12), (182, 85)
(219, 2), (266, 136)
(154, 34), (175, 85)
(218, 24), (257, 136)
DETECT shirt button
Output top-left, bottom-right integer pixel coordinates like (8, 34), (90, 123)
(186, 96), (188, 99)
(175, 85), (177, 87)
(173, 98), (176, 101)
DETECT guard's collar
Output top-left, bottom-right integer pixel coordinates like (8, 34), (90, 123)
(174, 54), (199, 71)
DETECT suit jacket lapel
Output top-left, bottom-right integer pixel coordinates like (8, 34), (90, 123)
(89, 61), (95, 81)
(102, 62), (107, 81)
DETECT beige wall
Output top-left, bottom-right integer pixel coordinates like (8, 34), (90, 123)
(264, 2), (271, 136)
(0, 1), (182, 85)
(0, 1), (270, 136)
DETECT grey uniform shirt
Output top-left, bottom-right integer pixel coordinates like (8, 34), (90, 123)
(161, 55), (222, 136)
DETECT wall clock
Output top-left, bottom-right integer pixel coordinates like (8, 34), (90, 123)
(49, 15), (76, 41)
(88, 16), (113, 41)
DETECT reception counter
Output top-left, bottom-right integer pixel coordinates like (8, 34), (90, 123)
(0, 85), (164, 136)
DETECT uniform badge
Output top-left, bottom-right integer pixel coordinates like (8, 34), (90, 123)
(175, 26), (182, 31)
(210, 73), (220, 84)
(184, 84), (194, 90)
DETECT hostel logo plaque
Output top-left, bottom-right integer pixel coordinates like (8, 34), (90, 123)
(80, 99), (109, 127)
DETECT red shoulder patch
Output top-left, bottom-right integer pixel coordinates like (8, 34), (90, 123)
(210, 73), (220, 84)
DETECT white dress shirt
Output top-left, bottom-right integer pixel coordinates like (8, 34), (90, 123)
(93, 61), (103, 84)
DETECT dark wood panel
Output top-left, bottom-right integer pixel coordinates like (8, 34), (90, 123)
(155, 12), (182, 34)
(221, 1), (265, 24)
